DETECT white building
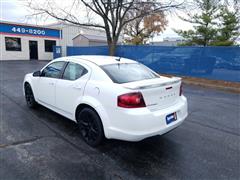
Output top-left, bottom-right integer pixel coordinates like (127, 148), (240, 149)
(0, 21), (61, 60)
(0, 21), (107, 60)
(152, 37), (185, 46)
(73, 34), (107, 47)
(46, 22), (107, 57)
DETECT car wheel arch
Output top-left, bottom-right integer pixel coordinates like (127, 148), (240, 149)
(75, 103), (110, 138)
(75, 103), (96, 120)
(23, 74), (34, 94)
(23, 81), (32, 95)
(24, 81), (30, 87)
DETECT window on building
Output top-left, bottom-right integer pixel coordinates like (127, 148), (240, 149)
(5, 37), (21, 51)
(63, 62), (87, 81)
(44, 40), (56, 52)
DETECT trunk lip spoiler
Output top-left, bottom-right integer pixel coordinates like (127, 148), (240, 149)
(122, 77), (182, 90)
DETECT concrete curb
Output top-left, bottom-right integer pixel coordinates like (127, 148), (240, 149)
(159, 74), (240, 94)
(182, 80), (240, 94)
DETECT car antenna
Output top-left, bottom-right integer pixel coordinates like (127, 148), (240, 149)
(116, 57), (121, 61)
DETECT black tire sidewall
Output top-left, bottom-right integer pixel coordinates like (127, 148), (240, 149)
(25, 83), (37, 108)
(77, 108), (104, 147)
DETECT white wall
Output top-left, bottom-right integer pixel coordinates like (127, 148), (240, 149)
(47, 23), (106, 56)
(0, 34), (59, 60)
(89, 41), (107, 46)
(152, 41), (182, 46)
(73, 35), (89, 46)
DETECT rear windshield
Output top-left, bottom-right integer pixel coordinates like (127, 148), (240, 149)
(101, 63), (159, 84)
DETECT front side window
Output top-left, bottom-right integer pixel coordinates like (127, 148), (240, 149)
(41, 61), (65, 78)
(101, 63), (159, 84)
(5, 37), (21, 51)
(44, 40), (56, 52)
(63, 62), (87, 81)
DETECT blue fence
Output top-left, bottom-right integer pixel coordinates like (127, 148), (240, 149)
(64, 46), (240, 82)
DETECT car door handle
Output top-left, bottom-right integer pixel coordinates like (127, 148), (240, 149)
(72, 86), (82, 90)
(70, 84), (82, 90)
(48, 82), (55, 85)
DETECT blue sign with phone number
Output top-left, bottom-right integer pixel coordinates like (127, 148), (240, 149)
(0, 22), (61, 38)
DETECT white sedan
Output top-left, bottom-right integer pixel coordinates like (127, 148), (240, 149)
(23, 55), (188, 146)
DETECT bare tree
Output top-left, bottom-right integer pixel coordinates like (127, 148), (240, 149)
(27, 0), (184, 55)
(124, 8), (167, 45)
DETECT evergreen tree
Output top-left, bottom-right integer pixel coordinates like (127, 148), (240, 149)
(211, 6), (239, 46)
(175, 0), (219, 46)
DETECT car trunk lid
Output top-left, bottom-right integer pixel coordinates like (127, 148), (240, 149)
(121, 77), (181, 111)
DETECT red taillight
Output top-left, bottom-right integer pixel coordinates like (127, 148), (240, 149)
(118, 92), (146, 108)
(180, 83), (183, 96)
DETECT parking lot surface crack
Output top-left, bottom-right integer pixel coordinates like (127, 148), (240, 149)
(0, 135), (56, 149)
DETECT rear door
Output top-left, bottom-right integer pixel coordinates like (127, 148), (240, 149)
(55, 62), (91, 116)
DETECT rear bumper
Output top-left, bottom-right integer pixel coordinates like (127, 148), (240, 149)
(105, 96), (188, 141)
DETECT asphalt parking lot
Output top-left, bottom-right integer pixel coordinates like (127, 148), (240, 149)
(0, 60), (239, 180)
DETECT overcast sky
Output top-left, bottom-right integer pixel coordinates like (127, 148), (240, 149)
(0, 0), (193, 41)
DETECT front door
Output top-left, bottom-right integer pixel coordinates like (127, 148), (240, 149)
(36, 61), (66, 106)
(29, 41), (38, 60)
(37, 77), (56, 106)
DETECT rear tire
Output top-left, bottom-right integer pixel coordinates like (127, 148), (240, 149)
(24, 83), (38, 108)
(76, 107), (104, 147)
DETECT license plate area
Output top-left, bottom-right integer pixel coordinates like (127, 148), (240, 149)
(166, 112), (177, 125)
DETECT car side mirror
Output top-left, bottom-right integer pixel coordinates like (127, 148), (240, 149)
(33, 70), (41, 77)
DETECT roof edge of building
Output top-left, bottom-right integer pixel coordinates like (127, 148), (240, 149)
(46, 22), (105, 33)
(0, 20), (61, 30)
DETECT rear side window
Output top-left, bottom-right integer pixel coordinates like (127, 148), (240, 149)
(42, 61), (65, 78)
(63, 62), (87, 81)
(101, 63), (159, 84)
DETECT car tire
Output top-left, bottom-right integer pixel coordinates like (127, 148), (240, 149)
(77, 107), (104, 147)
(24, 83), (38, 108)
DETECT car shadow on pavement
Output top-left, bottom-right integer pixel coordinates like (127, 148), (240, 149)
(98, 136), (182, 178)
(29, 104), (184, 178)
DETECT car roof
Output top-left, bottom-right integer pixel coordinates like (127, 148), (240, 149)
(68, 55), (136, 66)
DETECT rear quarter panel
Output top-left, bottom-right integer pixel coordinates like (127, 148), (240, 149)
(79, 79), (130, 137)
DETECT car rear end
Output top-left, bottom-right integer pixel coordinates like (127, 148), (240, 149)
(99, 62), (188, 141)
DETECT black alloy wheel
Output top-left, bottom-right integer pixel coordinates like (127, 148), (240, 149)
(77, 108), (104, 147)
(25, 83), (37, 108)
